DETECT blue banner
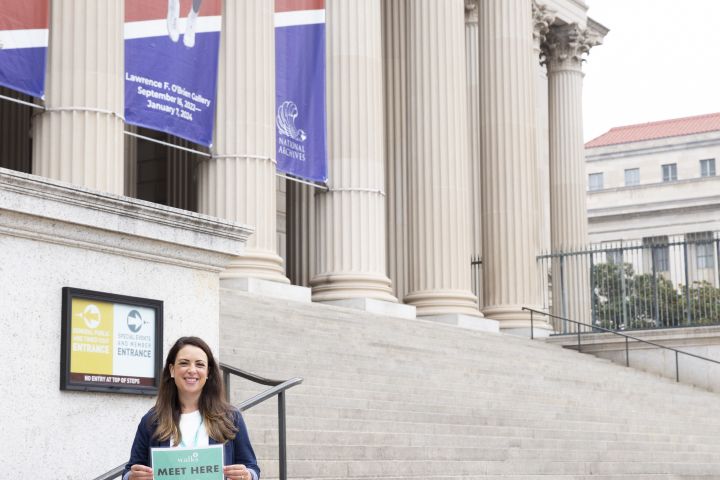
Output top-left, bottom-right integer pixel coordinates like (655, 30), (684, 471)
(0, 0), (49, 98)
(275, 2), (328, 183)
(124, 0), (222, 147)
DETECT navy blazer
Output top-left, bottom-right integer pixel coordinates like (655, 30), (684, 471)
(123, 408), (260, 479)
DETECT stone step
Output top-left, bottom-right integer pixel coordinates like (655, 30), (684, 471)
(219, 290), (720, 478)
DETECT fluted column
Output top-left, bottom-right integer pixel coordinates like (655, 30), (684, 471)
(403, 0), (479, 317)
(124, 126), (138, 198)
(465, 0), (482, 306)
(311, 0), (395, 302)
(544, 24), (602, 327)
(533, 2), (555, 256)
(382, 0), (409, 302)
(286, 181), (315, 287)
(545, 24), (599, 251)
(32, 0), (124, 194)
(479, 0), (545, 329)
(198, 0), (288, 283)
(0, 87), (32, 173)
(167, 139), (197, 212)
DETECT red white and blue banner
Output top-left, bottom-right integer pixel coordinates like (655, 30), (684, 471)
(124, 0), (222, 146)
(275, 0), (328, 183)
(0, 0), (49, 98)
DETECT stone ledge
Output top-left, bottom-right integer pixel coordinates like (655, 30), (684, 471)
(0, 168), (253, 271)
(319, 298), (416, 320)
(221, 277), (311, 303)
(422, 314), (500, 333)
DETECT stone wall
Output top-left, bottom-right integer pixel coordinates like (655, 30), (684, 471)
(0, 168), (251, 479)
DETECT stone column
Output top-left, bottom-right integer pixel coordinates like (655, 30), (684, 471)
(197, 0), (288, 283)
(286, 181), (315, 287)
(465, 0), (482, 306)
(124, 126), (138, 198)
(167, 138), (197, 212)
(544, 23), (603, 328)
(403, 0), (479, 318)
(32, 0), (124, 194)
(382, 0), (409, 302)
(533, 2), (555, 256)
(0, 87), (32, 173)
(311, 0), (396, 303)
(479, 0), (546, 332)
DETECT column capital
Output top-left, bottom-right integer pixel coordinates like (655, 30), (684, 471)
(543, 23), (602, 70)
(532, 2), (556, 50)
(465, 0), (478, 24)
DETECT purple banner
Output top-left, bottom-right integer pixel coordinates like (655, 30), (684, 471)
(124, 0), (222, 146)
(0, 0), (49, 98)
(275, 2), (328, 183)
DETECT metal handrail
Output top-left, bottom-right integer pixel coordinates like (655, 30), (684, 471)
(221, 363), (303, 480)
(93, 364), (302, 480)
(523, 307), (720, 383)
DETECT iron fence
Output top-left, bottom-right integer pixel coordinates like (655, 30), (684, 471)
(537, 233), (720, 331)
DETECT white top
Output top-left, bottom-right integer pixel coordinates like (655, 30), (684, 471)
(175, 410), (210, 448)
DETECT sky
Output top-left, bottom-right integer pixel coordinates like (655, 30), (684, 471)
(582, 0), (720, 142)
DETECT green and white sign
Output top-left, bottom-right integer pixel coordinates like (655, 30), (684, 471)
(151, 445), (224, 480)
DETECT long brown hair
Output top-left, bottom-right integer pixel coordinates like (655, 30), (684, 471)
(152, 336), (238, 445)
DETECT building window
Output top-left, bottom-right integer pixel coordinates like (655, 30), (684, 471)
(662, 163), (677, 182)
(697, 243), (714, 269)
(688, 232), (715, 269)
(607, 249), (623, 265)
(624, 168), (640, 186)
(588, 172), (604, 191)
(644, 236), (669, 272)
(700, 158), (716, 177)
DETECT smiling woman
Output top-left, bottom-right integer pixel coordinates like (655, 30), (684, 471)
(123, 337), (260, 480)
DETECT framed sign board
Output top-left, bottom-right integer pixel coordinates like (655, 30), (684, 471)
(60, 287), (163, 395)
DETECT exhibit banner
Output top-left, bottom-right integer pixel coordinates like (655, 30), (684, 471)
(124, 0), (222, 146)
(0, 0), (49, 98)
(151, 445), (224, 480)
(275, 0), (328, 183)
(60, 287), (163, 395)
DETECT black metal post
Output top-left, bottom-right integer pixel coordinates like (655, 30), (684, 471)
(590, 252), (596, 327)
(675, 351), (680, 382)
(278, 391), (287, 480)
(530, 310), (534, 340)
(625, 337), (629, 367)
(651, 247), (659, 326)
(577, 328), (581, 353)
(684, 241), (691, 326)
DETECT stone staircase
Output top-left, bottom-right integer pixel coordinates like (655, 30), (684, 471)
(219, 289), (720, 479)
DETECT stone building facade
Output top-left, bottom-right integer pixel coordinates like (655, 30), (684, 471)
(0, 0), (606, 336)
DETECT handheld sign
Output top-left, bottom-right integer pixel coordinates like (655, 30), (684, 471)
(151, 445), (224, 480)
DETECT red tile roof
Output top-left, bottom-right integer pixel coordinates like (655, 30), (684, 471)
(585, 112), (720, 148)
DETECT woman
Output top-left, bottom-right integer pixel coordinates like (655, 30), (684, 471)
(123, 337), (259, 480)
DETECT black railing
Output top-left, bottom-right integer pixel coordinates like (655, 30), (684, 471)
(523, 307), (720, 383)
(221, 363), (303, 480)
(536, 234), (720, 331)
(93, 364), (302, 480)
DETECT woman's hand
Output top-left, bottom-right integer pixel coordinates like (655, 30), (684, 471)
(129, 464), (154, 479)
(223, 464), (253, 480)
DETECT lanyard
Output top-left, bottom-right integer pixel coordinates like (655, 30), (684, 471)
(178, 417), (205, 448)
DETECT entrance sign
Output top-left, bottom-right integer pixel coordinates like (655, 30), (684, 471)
(60, 287), (163, 395)
(275, 0), (328, 183)
(151, 445), (224, 480)
(0, 0), (49, 98)
(124, 0), (222, 146)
